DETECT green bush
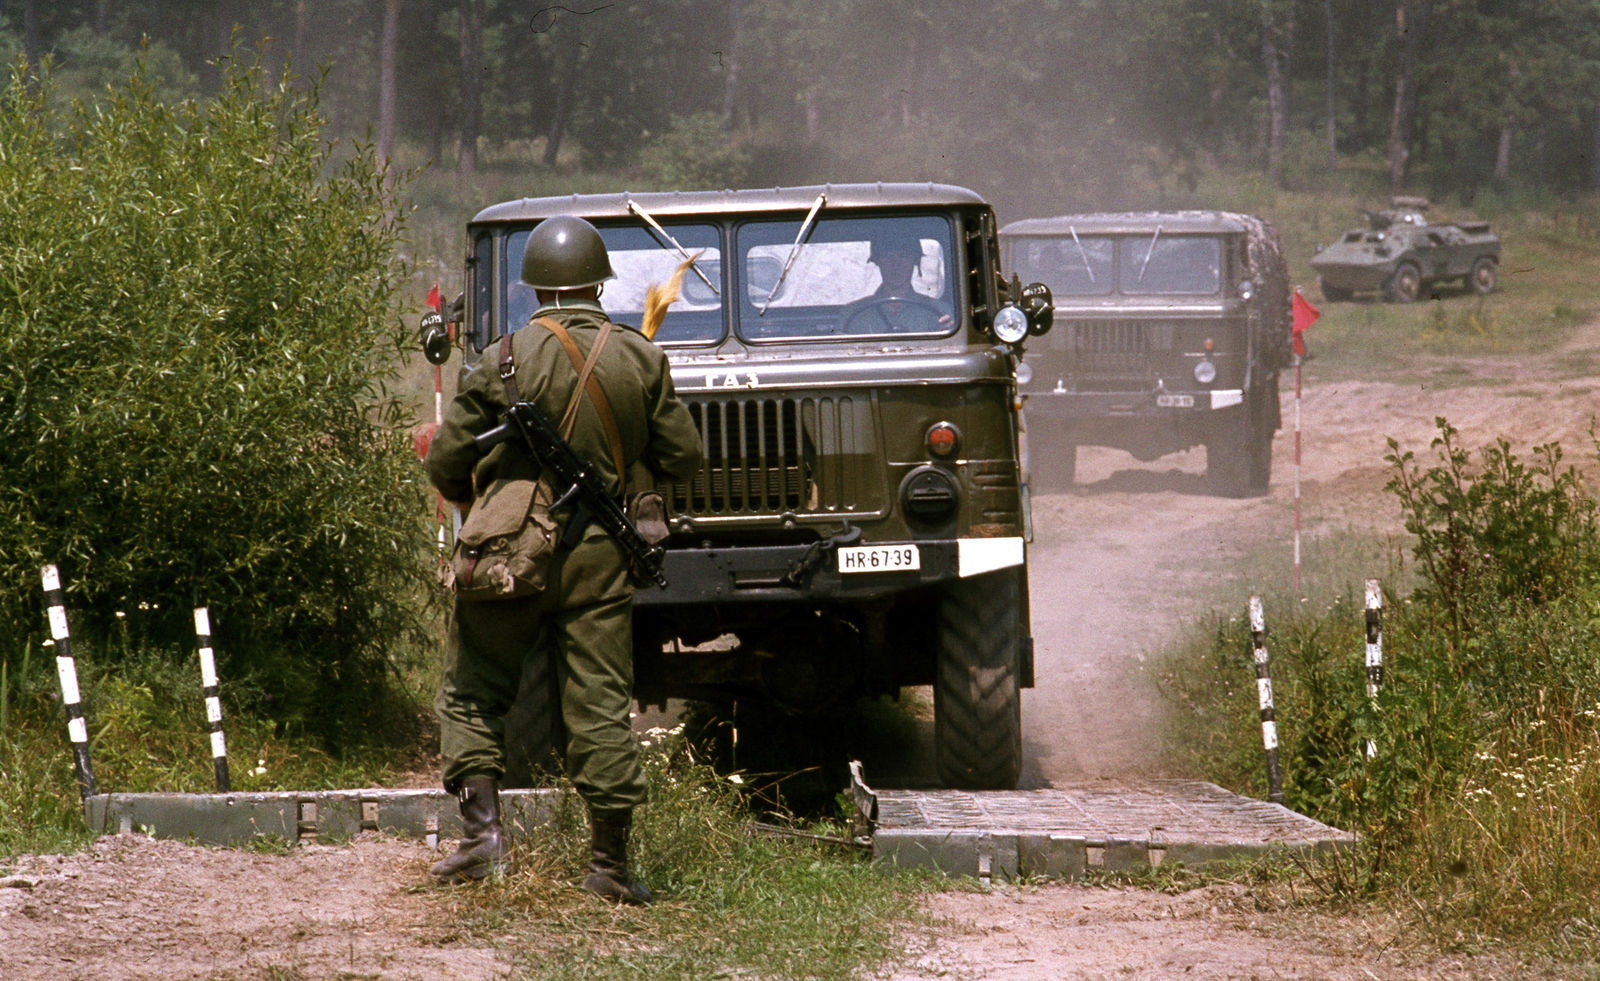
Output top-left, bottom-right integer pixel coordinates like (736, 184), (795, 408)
(0, 54), (434, 742)
(1161, 422), (1600, 951)
(637, 111), (752, 191)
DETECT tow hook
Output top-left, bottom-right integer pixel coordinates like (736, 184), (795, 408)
(781, 520), (862, 586)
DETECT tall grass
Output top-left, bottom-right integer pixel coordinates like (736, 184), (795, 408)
(433, 726), (936, 981)
(0, 633), (426, 856)
(1161, 420), (1600, 955)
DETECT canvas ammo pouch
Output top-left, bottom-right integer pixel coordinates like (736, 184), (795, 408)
(445, 476), (560, 600)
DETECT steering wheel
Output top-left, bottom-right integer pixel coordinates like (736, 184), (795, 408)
(842, 295), (949, 333)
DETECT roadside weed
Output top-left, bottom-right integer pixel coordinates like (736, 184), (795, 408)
(431, 729), (937, 981)
(1160, 422), (1600, 956)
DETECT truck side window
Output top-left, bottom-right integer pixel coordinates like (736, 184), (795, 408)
(473, 232), (494, 348)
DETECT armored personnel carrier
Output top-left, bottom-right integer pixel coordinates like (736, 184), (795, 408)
(1311, 197), (1500, 303)
(999, 212), (1291, 496)
(437, 183), (1053, 790)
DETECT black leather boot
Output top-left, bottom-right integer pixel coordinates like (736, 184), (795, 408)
(429, 775), (508, 883)
(582, 811), (652, 905)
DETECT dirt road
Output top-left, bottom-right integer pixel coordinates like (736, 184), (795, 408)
(4, 333), (1598, 979)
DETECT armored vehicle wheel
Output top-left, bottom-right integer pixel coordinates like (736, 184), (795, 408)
(1467, 257), (1497, 295)
(934, 568), (1023, 790)
(1384, 263), (1421, 303)
(501, 648), (566, 788)
(1318, 278), (1353, 303)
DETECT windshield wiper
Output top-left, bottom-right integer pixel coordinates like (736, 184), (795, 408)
(1069, 225), (1095, 284)
(627, 200), (719, 297)
(1137, 224), (1163, 284)
(760, 193), (826, 316)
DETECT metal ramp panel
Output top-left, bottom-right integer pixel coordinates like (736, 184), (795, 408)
(859, 778), (1354, 881)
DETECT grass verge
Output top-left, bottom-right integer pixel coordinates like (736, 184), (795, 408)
(0, 636), (430, 857)
(1157, 419), (1600, 958)
(430, 727), (940, 981)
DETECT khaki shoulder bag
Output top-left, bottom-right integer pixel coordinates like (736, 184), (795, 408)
(444, 318), (617, 600)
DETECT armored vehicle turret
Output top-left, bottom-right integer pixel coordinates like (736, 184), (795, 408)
(1311, 197), (1500, 303)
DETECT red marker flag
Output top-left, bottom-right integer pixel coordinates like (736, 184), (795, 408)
(426, 283), (442, 312)
(1291, 288), (1320, 355)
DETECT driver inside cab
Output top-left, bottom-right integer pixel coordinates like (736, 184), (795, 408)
(842, 231), (953, 333)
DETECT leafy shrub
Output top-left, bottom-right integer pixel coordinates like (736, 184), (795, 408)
(1387, 418), (1600, 619)
(637, 111), (752, 191)
(0, 54), (433, 742)
(1161, 422), (1600, 950)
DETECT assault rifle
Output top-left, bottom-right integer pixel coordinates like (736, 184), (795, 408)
(474, 400), (669, 588)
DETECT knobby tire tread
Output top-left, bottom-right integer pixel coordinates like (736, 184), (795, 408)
(935, 569), (1022, 790)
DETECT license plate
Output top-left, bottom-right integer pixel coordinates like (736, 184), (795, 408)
(1156, 394), (1195, 408)
(838, 544), (921, 573)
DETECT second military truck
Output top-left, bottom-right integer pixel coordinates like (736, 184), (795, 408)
(453, 184), (1053, 790)
(1000, 212), (1291, 496)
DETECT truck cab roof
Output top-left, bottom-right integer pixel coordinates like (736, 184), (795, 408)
(1000, 212), (1251, 237)
(472, 183), (989, 225)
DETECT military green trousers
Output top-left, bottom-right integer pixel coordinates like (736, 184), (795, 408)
(435, 527), (647, 817)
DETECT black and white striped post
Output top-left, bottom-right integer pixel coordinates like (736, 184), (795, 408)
(1248, 595), (1284, 805)
(193, 607), (230, 793)
(1364, 579), (1383, 760)
(40, 565), (97, 800)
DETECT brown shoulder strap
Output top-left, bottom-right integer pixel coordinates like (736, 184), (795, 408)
(499, 327), (590, 451)
(535, 316), (628, 487)
(498, 333), (520, 403)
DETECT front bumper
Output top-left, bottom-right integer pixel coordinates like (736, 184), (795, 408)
(1023, 388), (1244, 419)
(632, 537), (1025, 606)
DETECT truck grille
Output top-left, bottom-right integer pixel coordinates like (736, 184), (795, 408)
(668, 396), (886, 520)
(1067, 320), (1158, 379)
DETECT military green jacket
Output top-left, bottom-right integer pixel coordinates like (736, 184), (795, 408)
(427, 301), (702, 504)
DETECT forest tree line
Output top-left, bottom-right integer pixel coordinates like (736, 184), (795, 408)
(5, 0), (1600, 217)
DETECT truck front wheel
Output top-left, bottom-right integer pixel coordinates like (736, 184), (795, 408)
(934, 568), (1023, 790)
(1207, 391), (1273, 499)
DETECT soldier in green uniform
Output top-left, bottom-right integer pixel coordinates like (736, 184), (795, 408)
(425, 215), (701, 903)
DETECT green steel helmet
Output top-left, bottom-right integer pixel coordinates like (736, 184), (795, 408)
(520, 215), (615, 290)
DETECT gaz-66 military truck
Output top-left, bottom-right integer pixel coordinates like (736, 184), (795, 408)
(999, 212), (1291, 497)
(445, 184), (1053, 790)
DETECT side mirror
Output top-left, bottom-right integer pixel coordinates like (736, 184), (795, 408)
(1020, 282), (1053, 336)
(419, 310), (451, 365)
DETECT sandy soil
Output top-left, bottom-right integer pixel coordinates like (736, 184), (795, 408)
(5, 328), (1599, 980)
(889, 883), (1572, 980)
(0, 834), (503, 981)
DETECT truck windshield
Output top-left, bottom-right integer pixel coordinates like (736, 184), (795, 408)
(734, 215), (956, 342)
(1117, 236), (1220, 294)
(1013, 235), (1114, 296)
(503, 223), (725, 345)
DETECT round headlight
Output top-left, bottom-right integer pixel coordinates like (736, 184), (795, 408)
(1194, 360), (1217, 384)
(992, 305), (1029, 344)
(1238, 279), (1255, 300)
(1014, 360), (1034, 386)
